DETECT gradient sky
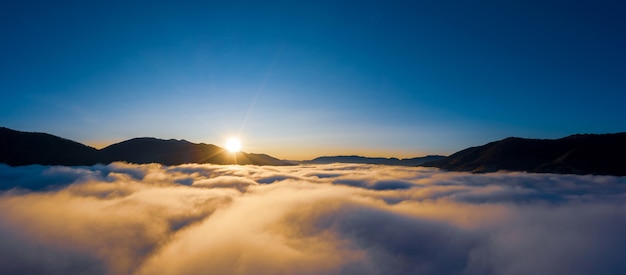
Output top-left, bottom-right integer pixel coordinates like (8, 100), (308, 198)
(2, 1), (625, 159)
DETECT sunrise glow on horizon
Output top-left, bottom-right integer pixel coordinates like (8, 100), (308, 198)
(225, 138), (242, 153)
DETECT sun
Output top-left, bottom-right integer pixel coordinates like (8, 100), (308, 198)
(225, 138), (241, 153)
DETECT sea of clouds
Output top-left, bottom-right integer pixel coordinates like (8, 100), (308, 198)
(0, 162), (625, 275)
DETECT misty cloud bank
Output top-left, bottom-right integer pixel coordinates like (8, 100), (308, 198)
(1, 163), (625, 275)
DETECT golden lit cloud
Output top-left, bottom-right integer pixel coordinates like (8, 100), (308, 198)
(0, 163), (625, 274)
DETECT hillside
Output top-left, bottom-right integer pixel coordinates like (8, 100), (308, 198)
(423, 133), (626, 176)
(0, 127), (102, 166)
(101, 138), (290, 166)
(0, 127), (290, 166)
(307, 155), (446, 166)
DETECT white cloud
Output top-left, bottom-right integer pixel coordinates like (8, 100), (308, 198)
(0, 163), (625, 274)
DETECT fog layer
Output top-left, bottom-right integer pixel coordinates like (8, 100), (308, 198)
(1, 163), (625, 275)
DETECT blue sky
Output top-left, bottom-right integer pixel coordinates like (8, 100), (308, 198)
(2, 1), (625, 159)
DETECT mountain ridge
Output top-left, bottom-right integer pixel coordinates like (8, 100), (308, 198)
(306, 155), (446, 166)
(0, 127), (290, 166)
(2, 127), (625, 175)
(423, 133), (626, 176)
(0, 127), (102, 166)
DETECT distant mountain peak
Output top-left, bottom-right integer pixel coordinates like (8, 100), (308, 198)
(307, 155), (446, 166)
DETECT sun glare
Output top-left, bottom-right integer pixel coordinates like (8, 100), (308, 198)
(225, 138), (241, 153)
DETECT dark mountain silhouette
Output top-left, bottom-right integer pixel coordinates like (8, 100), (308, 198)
(0, 127), (290, 166)
(307, 155), (446, 166)
(423, 133), (626, 176)
(3, 126), (625, 175)
(0, 127), (102, 166)
(101, 138), (290, 166)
